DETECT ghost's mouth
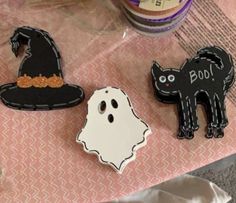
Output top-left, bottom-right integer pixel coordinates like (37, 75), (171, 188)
(108, 114), (114, 123)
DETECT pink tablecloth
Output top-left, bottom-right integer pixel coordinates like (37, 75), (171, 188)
(0, 0), (236, 202)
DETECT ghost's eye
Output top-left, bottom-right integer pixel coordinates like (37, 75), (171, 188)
(159, 75), (166, 83)
(168, 75), (175, 82)
(111, 99), (118, 109)
(98, 101), (106, 114)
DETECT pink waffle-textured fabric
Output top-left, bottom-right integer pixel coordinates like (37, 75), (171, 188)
(0, 0), (236, 202)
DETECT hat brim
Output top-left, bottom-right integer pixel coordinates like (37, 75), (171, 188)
(0, 83), (84, 110)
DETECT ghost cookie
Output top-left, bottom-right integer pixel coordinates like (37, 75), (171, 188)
(77, 87), (151, 173)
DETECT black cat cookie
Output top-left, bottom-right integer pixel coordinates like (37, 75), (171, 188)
(151, 46), (235, 139)
(0, 26), (84, 110)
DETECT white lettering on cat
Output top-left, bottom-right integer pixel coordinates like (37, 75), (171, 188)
(189, 70), (198, 84)
(190, 64), (214, 84)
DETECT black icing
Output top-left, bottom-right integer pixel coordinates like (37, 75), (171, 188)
(108, 114), (114, 123)
(0, 26), (85, 110)
(111, 99), (118, 109)
(99, 101), (106, 114)
(152, 46), (235, 139)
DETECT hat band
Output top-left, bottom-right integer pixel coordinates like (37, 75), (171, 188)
(17, 74), (64, 88)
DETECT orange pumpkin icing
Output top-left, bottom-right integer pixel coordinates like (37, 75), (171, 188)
(32, 74), (48, 88)
(17, 74), (32, 88)
(47, 74), (64, 88)
(17, 74), (64, 88)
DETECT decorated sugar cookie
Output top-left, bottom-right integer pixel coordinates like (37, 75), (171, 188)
(152, 46), (235, 139)
(77, 87), (151, 173)
(0, 26), (84, 110)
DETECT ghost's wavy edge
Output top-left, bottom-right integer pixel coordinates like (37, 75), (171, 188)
(76, 86), (152, 174)
(77, 128), (151, 174)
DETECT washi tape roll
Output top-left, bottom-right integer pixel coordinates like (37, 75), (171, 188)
(122, 0), (188, 18)
(123, 0), (192, 22)
(122, 0), (191, 26)
(121, 0), (193, 35)
(139, 0), (185, 11)
(123, 8), (187, 36)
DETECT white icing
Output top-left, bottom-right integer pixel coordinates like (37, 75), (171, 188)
(77, 87), (151, 173)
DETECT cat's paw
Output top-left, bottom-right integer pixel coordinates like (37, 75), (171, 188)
(214, 128), (224, 138)
(206, 127), (214, 139)
(220, 119), (228, 128)
(177, 132), (185, 139)
(192, 124), (199, 131)
(185, 131), (194, 140)
(179, 127), (194, 139)
(178, 127), (187, 139)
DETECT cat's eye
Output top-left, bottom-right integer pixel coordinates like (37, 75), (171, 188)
(168, 75), (175, 82)
(159, 75), (166, 83)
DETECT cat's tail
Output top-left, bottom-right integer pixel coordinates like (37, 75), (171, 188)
(197, 46), (235, 90)
(224, 64), (235, 91)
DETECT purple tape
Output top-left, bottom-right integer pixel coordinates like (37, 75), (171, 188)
(129, 0), (184, 6)
(124, 1), (190, 26)
(129, 0), (139, 6)
(123, 6), (188, 34)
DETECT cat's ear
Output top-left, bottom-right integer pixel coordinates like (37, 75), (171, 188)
(152, 61), (163, 77)
(180, 59), (190, 70)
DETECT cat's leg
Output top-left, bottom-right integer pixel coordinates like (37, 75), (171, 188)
(206, 93), (218, 138)
(215, 94), (228, 127)
(188, 97), (199, 131)
(177, 103), (186, 139)
(178, 97), (194, 139)
(214, 93), (228, 138)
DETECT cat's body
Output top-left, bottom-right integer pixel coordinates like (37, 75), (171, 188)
(152, 46), (235, 139)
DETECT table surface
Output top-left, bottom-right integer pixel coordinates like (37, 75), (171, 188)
(0, 0), (236, 202)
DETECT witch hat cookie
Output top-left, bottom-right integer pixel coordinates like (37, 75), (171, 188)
(151, 46), (234, 139)
(0, 26), (84, 110)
